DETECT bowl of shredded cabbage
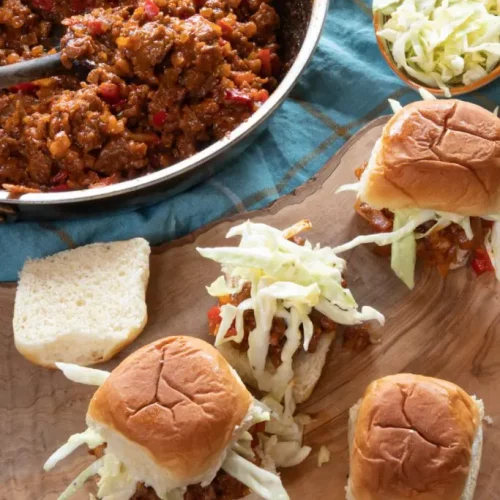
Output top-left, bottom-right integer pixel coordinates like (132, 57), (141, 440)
(373, 0), (500, 97)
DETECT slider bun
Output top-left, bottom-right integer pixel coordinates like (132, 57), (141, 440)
(87, 336), (253, 491)
(347, 374), (483, 500)
(359, 100), (500, 215)
(217, 332), (334, 404)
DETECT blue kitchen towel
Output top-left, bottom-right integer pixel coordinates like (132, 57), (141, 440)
(0, 0), (498, 282)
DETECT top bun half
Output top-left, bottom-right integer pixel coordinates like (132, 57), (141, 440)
(87, 336), (253, 486)
(359, 100), (500, 216)
(349, 374), (481, 500)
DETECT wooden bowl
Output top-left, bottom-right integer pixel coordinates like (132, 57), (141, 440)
(373, 11), (500, 97)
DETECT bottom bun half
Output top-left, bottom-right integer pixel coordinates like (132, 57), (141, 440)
(217, 333), (335, 404)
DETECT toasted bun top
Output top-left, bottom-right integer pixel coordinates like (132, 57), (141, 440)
(359, 100), (500, 215)
(87, 336), (253, 484)
(350, 374), (481, 500)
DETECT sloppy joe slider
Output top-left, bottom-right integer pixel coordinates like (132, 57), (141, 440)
(44, 336), (289, 500)
(336, 98), (500, 288)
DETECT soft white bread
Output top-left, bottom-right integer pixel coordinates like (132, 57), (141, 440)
(87, 336), (253, 493)
(346, 374), (484, 500)
(13, 238), (150, 367)
(217, 332), (334, 404)
(359, 100), (500, 216)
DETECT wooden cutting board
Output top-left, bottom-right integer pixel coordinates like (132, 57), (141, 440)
(1, 116), (499, 500)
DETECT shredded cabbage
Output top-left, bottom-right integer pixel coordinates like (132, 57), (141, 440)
(44, 428), (105, 471)
(374, 0), (500, 94)
(317, 445), (331, 467)
(221, 450), (289, 500)
(391, 211), (418, 289)
(388, 98), (403, 113)
(96, 453), (138, 500)
(55, 362), (110, 386)
(197, 221), (384, 401)
(485, 222), (500, 279)
(57, 458), (104, 500)
(255, 387), (312, 468)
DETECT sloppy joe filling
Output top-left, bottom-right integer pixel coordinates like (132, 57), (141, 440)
(0, 0), (280, 192)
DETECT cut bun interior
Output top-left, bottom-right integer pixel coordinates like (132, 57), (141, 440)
(13, 238), (150, 367)
(346, 374), (484, 500)
(87, 336), (253, 493)
(359, 99), (500, 216)
(217, 332), (334, 404)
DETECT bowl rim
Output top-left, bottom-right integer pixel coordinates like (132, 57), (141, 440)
(1, 0), (330, 206)
(373, 10), (500, 98)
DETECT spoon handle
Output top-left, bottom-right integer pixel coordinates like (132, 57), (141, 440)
(0, 53), (64, 90)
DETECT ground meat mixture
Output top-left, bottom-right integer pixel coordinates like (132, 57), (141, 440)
(130, 472), (250, 500)
(0, 0), (280, 191)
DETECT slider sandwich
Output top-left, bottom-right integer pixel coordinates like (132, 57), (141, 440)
(197, 220), (385, 404)
(44, 336), (290, 500)
(335, 98), (500, 288)
(347, 374), (484, 500)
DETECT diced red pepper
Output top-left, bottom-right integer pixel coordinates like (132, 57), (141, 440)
(51, 171), (68, 185)
(471, 248), (494, 276)
(98, 82), (121, 104)
(207, 305), (222, 334)
(32, 0), (54, 11)
(224, 89), (253, 110)
(152, 111), (167, 127)
(10, 82), (39, 94)
(258, 48), (272, 76)
(254, 89), (269, 102)
(144, 0), (160, 19)
(217, 19), (233, 36)
(48, 183), (71, 192)
(87, 19), (106, 36)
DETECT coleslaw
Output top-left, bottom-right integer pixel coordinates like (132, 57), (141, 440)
(374, 0), (500, 96)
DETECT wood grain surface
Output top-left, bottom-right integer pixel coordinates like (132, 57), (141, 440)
(1, 116), (499, 500)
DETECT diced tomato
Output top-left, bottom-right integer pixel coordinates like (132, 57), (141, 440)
(225, 327), (237, 338)
(87, 19), (106, 36)
(483, 219), (495, 229)
(51, 171), (68, 185)
(224, 89), (253, 110)
(48, 183), (71, 192)
(258, 48), (272, 76)
(98, 82), (121, 104)
(250, 421), (266, 449)
(71, 0), (95, 13)
(207, 305), (222, 334)
(32, 0), (54, 11)
(254, 89), (269, 102)
(10, 82), (39, 94)
(471, 248), (494, 276)
(144, 0), (160, 19)
(152, 111), (167, 127)
(217, 19), (233, 36)
(253, 421), (266, 433)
